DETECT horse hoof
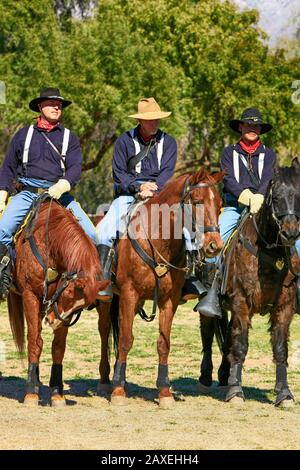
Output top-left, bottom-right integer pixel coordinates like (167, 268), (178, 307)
(23, 393), (39, 406)
(110, 395), (128, 406)
(159, 396), (175, 409)
(277, 398), (295, 408)
(227, 395), (245, 404)
(51, 394), (66, 408)
(196, 382), (211, 393)
(97, 382), (112, 396)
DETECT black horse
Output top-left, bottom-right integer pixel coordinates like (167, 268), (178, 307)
(198, 159), (300, 406)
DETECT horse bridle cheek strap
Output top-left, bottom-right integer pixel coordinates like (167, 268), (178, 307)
(181, 178), (220, 235)
(28, 232), (82, 327)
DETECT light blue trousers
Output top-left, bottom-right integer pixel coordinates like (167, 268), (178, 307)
(0, 180), (97, 247)
(219, 206), (300, 257)
(97, 195), (134, 247)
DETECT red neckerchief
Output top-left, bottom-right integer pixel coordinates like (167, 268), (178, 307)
(239, 138), (261, 154)
(37, 116), (59, 132)
(138, 127), (155, 143)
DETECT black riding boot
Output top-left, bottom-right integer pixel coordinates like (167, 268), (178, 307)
(194, 262), (222, 318)
(0, 243), (12, 301)
(96, 244), (113, 302)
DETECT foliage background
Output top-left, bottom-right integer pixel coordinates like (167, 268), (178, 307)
(0, 0), (299, 211)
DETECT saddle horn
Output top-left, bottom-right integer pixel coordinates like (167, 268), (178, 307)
(194, 273), (222, 318)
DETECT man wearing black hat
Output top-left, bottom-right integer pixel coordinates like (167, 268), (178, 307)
(196, 108), (276, 318)
(0, 87), (97, 299)
(219, 107), (275, 244)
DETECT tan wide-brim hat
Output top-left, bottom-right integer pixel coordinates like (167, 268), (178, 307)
(128, 97), (171, 120)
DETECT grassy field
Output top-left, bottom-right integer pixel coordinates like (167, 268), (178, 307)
(0, 300), (300, 450)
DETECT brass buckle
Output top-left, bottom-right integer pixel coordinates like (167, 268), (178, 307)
(1, 255), (10, 267)
(275, 259), (285, 271)
(155, 264), (168, 277)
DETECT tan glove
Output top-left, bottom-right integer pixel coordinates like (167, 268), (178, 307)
(238, 189), (253, 206)
(249, 193), (264, 214)
(48, 179), (71, 199)
(0, 190), (8, 216)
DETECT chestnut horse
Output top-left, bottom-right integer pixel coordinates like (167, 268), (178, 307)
(200, 159), (300, 406)
(8, 196), (108, 406)
(97, 167), (224, 407)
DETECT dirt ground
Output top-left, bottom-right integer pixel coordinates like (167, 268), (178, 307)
(0, 302), (300, 450)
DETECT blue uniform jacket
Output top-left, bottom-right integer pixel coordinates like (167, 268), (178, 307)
(0, 123), (82, 192)
(221, 142), (276, 201)
(112, 126), (177, 194)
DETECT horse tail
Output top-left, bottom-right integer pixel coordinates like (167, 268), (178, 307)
(214, 309), (229, 354)
(109, 294), (119, 356)
(7, 292), (25, 355)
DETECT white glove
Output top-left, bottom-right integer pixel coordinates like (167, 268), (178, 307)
(249, 193), (264, 214)
(238, 189), (254, 206)
(48, 179), (71, 199)
(0, 190), (8, 216)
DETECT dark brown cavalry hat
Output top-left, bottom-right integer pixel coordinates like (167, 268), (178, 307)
(229, 107), (273, 134)
(29, 87), (72, 112)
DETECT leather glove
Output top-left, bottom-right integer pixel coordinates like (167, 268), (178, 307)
(48, 179), (71, 199)
(249, 193), (264, 214)
(0, 190), (8, 216)
(238, 189), (254, 206)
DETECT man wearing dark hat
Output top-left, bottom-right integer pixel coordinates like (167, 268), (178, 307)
(196, 108), (277, 318)
(220, 107), (276, 244)
(0, 87), (97, 299)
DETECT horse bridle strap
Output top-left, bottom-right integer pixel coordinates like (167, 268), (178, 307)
(29, 232), (81, 327)
(182, 178), (220, 234)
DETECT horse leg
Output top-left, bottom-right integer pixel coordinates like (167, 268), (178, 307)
(23, 291), (43, 406)
(198, 315), (214, 390)
(97, 302), (112, 396)
(156, 298), (177, 409)
(217, 312), (231, 387)
(111, 291), (138, 405)
(49, 326), (68, 407)
(225, 306), (249, 403)
(270, 308), (294, 407)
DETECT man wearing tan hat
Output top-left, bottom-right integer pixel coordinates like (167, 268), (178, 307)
(96, 97), (177, 301)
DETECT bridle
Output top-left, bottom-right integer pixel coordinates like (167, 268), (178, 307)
(254, 184), (300, 248)
(181, 176), (220, 235)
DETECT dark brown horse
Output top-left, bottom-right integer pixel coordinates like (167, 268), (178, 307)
(200, 159), (300, 406)
(8, 197), (108, 406)
(97, 167), (224, 407)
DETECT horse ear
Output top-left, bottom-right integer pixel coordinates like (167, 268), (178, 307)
(211, 170), (225, 184)
(292, 157), (300, 167)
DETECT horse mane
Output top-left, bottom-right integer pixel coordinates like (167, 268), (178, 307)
(33, 201), (100, 300)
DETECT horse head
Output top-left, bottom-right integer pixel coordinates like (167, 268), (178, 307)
(186, 167), (224, 258)
(267, 158), (300, 246)
(45, 274), (110, 330)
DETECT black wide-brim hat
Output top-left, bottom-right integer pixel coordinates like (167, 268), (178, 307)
(29, 87), (72, 112)
(229, 107), (273, 134)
